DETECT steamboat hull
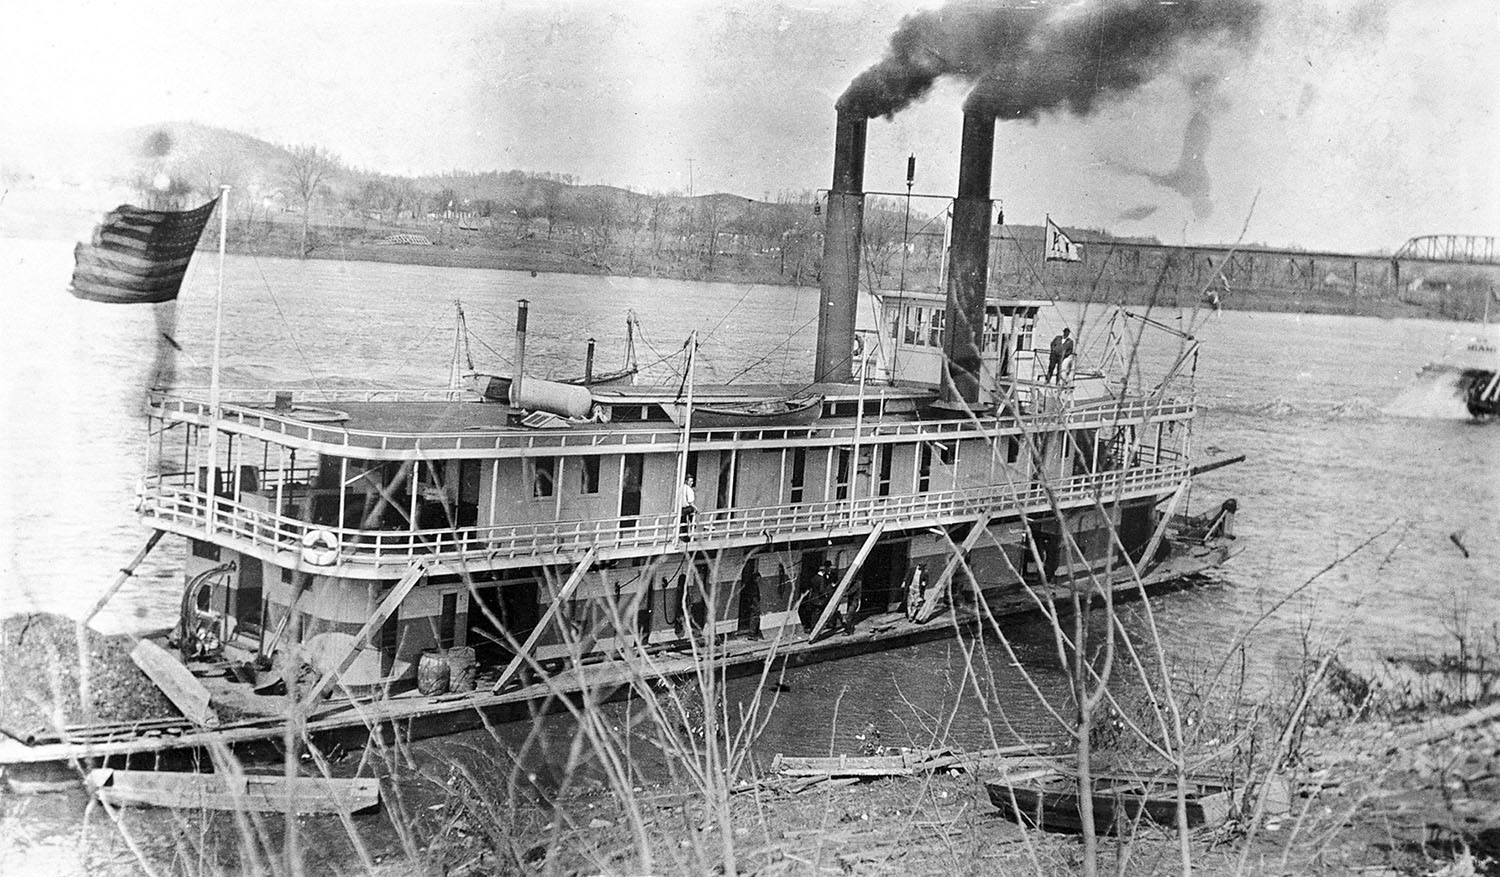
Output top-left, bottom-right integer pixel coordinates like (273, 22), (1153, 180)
(0, 534), (1229, 773)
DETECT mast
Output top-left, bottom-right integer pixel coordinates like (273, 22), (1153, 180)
(204, 185), (230, 534)
(673, 332), (698, 543)
(449, 301), (470, 398)
(625, 311), (638, 372)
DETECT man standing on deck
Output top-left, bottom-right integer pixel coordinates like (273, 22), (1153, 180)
(1045, 327), (1074, 382)
(679, 474), (697, 540)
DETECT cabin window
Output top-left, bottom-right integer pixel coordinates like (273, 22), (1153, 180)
(790, 447), (806, 504)
(982, 309), (1002, 351)
(438, 592), (458, 649)
(834, 449), (851, 500)
(1017, 313), (1035, 351)
(457, 459), (481, 510)
(530, 456), (556, 498)
(928, 308), (945, 348)
(938, 440), (955, 466)
(918, 444), (932, 493)
(580, 456), (601, 494)
(884, 305), (901, 341)
(1006, 435), (1020, 464)
(190, 539), (220, 561)
(877, 444), (892, 497)
(716, 452), (735, 509)
(903, 306), (921, 345)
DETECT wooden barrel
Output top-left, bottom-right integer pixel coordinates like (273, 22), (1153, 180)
(445, 646), (476, 692)
(416, 649), (450, 695)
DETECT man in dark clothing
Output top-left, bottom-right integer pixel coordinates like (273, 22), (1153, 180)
(1045, 327), (1074, 382)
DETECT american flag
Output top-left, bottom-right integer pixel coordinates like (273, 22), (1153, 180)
(69, 198), (219, 303)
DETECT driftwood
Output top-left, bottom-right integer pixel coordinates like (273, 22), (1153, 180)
(1397, 701), (1500, 748)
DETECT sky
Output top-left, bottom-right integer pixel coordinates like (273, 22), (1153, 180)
(2, 0), (1496, 252)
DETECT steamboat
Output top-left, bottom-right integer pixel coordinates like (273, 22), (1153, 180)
(1, 106), (1238, 770)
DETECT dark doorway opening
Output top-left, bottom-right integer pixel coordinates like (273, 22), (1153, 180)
(467, 579), (541, 666)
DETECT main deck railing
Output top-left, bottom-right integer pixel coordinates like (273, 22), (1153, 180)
(147, 392), (1195, 457)
(140, 460), (1190, 575)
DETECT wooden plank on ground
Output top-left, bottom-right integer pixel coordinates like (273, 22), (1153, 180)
(130, 639), (220, 727)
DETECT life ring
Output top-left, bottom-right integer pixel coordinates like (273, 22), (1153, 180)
(301, 529), (340, 566)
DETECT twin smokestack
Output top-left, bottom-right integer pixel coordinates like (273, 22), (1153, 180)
(811, 0), (1265, 395)
(813, 103), (994, 407)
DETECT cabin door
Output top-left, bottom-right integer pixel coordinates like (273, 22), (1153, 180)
(1026, 531), (1060, 582)
(795, 549), (826, 631)
(735, 557), (761, 636)
(467, 580), (542, 665)
(860, 540), (908, 616)
(619, 454), (644, 526)
(233, 556), (264, 636)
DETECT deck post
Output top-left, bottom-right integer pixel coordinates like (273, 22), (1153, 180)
(300, 561), (429, 708)
(915, 510), (994, 623)
(491, 545), (599, 693)
(809, 521), (887, 640)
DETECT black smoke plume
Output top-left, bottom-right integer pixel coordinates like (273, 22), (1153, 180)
(839, 0), (1263, 121)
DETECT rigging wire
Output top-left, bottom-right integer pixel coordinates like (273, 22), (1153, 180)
(698, 285), (756, 349)
(725, 314), (820, 385)
(249, 255), (330, 397)
(632, 318), (687, 383)
(387, 310), (449, 381)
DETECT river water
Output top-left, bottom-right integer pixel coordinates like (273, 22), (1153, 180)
(1, 238), (1496, 866)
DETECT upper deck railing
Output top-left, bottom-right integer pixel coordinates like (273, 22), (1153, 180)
(140, 459), (1190, 576)
(147, 391), (1195, 458)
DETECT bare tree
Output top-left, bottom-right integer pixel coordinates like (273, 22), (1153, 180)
(284, 144), (335, 257)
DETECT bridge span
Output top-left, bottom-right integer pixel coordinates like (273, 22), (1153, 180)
(1393, 235), (1498, 265)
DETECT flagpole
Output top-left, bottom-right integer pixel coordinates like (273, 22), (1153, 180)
(204, 186), (230, 534)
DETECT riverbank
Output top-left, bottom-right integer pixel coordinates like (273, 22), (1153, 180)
(391, 705), (1498, 876)
(0, 197), (1463, 322)
(5, 704), (1490, 876)
(253, 228), (1447, 322)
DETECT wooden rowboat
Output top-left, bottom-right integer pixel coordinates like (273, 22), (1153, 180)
(467, 365), (639, 402)
(86, 768), (380, 814)
(672, 395), (824, 429)
(986, 773), (1237, 834)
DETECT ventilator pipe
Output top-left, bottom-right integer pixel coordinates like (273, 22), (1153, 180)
(512, 298), (529, 405)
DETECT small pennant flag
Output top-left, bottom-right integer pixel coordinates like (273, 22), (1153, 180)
(1044, 216), (1082, 263)
(70, 198), (219, 303)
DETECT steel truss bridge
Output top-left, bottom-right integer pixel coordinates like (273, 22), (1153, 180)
(1393, 235), (1498, 265)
